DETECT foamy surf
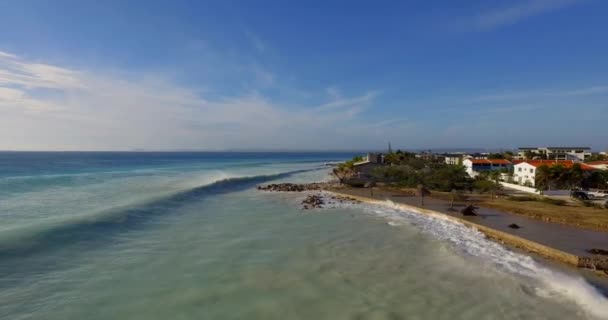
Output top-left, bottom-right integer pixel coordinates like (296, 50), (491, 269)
(329, 198), (608, 319)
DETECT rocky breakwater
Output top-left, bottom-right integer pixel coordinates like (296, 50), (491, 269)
(300, 194), (363, 210)
(256, 182), (331, 192)
(256, 183), (362, 210)
(579, 249), (608, 275)
(302, 194), (325, 209)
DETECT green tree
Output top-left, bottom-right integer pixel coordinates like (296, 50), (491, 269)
(549, 164), (568, 189)
(535, 164), (552, 190)
(524, 150), (535, 160)
(473, 178), (501, 199)
(383, 152), (400, 165)
(525, 151), (546, 160)
(489, 170), (501, 184)
(568, 163), (584, 189)
(584, 154), (607, 163)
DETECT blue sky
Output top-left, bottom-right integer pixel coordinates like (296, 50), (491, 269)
(0, 0), (607, 151)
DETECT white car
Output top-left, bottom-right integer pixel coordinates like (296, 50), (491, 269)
(587, 190), (608, 199)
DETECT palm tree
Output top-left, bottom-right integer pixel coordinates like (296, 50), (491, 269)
(417, 184), (430, 206)
(568, 163), (584, 189)
(550, 164), (568, 189)
(535, 164), (551, 190)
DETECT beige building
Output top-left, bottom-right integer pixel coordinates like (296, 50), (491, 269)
(516, 147), (591, 161)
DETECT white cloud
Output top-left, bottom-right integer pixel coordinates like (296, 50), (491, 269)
(474, 0), (584, 30)
(472, 84), (608, 102)
(0, 53), (84, 89)
(0, 51), (387, 151)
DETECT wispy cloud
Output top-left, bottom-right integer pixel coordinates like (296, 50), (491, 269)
(474, 0), (585, 30)
(0, 54), (84, 90)
(316, 91), (378, 111)
(472, 84), (608, 102)
(0, 51), (386, 150)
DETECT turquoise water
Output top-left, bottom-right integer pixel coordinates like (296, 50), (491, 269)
(1, 152), (607, 319)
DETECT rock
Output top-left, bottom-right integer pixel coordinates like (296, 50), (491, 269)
(578, 256), (608, 271)
(460, 205), (478, 216)
(257, 182), (336, 192)
(301, 194), (325, 209)
(587, 248), (608, 256)
(508, 223), (521, 229)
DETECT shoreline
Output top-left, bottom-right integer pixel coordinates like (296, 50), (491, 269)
(256, 181), (608, 275)
(326, 187), (608, 275)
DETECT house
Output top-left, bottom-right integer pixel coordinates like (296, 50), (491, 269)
(516, 147), (591, 161)
(513, 160), (596, 187)
(352, 152), (384, 178)
(463, 153), (489, 160)
(462, 159), (512, 178)
(443, 154), (463, 165)
(416, 151), (437, 161)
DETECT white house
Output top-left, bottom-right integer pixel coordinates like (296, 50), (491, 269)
(513, 160), (597, 187)
(462, 159), (512, 178)
(352, 152), (385, 178)
(516, 147), (591, 161)
(443, 154), (462, 165)
(513, 162), (538, 187)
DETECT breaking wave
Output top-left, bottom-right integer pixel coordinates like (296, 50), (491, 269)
(0, 168), (317, 258)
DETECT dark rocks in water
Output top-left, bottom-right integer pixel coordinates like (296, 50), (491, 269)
(257, 183), (332, 192)
(508, 223), (521, 229)
(578, 256), (608, 271)
(301, 194), (325, 209)
(587, 248), (608, 256)
(460, 205), (478, 216)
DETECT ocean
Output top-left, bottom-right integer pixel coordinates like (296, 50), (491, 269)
(0, 152), (607, 319)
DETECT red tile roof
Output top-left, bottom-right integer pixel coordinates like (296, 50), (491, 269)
(468, 159), (511, 165)
(517, 160), (596, 170)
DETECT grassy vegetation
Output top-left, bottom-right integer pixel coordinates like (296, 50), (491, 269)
(482, 199), (608, 232)
(506, 195), (568, 206)
(382, 186), (608, 231)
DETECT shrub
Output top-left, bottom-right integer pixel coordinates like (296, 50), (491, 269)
(577, 200), (606, 209)
(540, 198), (567, 206)
(507, 196), (538, 202)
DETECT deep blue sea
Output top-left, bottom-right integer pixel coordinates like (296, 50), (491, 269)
(1, 152), (607, 319)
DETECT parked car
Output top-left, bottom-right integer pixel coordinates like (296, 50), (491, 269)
(587, 190), (608, 199)
(571, 191), (590, 201)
